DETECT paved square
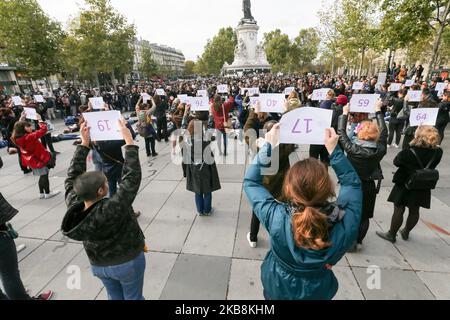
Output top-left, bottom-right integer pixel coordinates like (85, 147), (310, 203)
(1, 120), (449, 300)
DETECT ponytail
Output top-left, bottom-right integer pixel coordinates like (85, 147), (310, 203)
(291, 207), (331, 250)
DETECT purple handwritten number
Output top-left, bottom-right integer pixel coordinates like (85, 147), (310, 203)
(305, 119), (313, 133)
(292, 119), (313, 134)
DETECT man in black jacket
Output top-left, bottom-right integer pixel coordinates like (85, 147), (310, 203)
(62, 120), (146, 300)
(436, 91), (450, 144)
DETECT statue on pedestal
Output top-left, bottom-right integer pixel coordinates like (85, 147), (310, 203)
(241, 0), (256, 24)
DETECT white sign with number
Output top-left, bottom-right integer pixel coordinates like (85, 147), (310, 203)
(242, 87), (260, 96)
(389, 83), (402, 92)
(156, 89), (166, 96)
(405, 79), (415, 87)
(177, 94), (188, 104)
(187, 97), (210, 111)
(407, 90), (422, 102)
(197, 90), (208, 97)
(409, 108), (439, 127)
(435, 82), (446, 96)
(280, 107), (333, 145)
(259, 94), (285, 113)
(141, 93), (151, 103)
(217, 85), (228, 93)
(377, 73), (387, 85)
(249, 97), (260, 107)
(34, 95), (44, 103)
(12, 96), (23, 106)
(350, 94), (380, 113)
(352, 82), (364, 90)
(89, 97), (105, 110)
(82, 111), (122, 141)
(24, 107), (37, 120)
(284, 87), (295, 95)
(311, 89), (330, 101)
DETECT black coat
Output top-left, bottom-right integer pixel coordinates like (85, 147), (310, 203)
(62, 145), (145, 267)
(338, 112), (387, 181)
(183, 138), (221, 194)
(436, 101), (450, 127)
(388, 146), (443, 209)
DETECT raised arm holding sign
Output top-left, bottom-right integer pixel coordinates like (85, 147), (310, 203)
(279, 107), (333, 145)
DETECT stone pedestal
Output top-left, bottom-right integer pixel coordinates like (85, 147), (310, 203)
(223, 22), (271, 74)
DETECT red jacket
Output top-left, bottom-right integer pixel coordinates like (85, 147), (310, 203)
(211, 96), (235, 130)
(15, 123), (51, 169)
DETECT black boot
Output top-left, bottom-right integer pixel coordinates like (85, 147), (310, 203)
(400, 228), (409, 241)
(376, 231), (396, 243)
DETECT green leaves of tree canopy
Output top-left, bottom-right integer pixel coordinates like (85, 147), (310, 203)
(0, 0), (65, 78)
(139, 46), (159, 79)
(195, 27), (237, 75)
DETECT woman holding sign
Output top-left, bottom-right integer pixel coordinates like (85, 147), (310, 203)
(377, 126), (442, 243)
(244, 126), (362, 300)
(11, 113), (60, 200)
(211, 94), (235, 156)
(338, 100), (387, 251)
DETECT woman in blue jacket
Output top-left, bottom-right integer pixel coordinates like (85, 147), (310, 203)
(244, 126), (362, 300)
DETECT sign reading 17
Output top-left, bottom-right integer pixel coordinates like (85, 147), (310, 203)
(358, 99), (370, 107)
(97, 120), (112, 132)
(291, 118), (313, 134)
(416, 113), (427, 121)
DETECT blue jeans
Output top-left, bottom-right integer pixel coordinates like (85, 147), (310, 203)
(91, 252), (146, 300)
(195, 193), (212, 214)
(104, 164), (123, 197)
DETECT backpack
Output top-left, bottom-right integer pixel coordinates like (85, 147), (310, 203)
(405, 149), (439, 190)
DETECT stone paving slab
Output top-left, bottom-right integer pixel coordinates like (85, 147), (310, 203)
(416, 271), (450, 300)
(352, 267), (435, 300)
(160, 254), (232, 300)
(227, 258), (264, 300)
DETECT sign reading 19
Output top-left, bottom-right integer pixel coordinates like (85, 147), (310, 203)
(97, 120), (112, 132)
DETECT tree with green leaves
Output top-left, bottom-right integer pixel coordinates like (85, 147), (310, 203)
(138, 46), (159, 80)
(263, 29), (291, 73)
(64, 0), (135, 86)
(291, 28), (320, 72)
(334, 0), (380, 77)
(379, 0), (450, 80)
(184, 60), (196, 76)
(318, 2), (342, 74)
(196, 27), (236, 75)
(0, 0), (65, 79)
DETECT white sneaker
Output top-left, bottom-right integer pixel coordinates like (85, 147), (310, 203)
(16, 244), (26, 253)
(387, 145), (391, 148)
(247, 232), (257, 248)
(44, 190), (60, 199)
(39, 193), (45, 199)
(394, 144), (399, 148)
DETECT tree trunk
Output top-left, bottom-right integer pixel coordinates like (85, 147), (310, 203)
(111, 69), (117, 87)
(358, 48), (365, 78)
(93, 70), (100, 88)
(425, 1), (450, 81)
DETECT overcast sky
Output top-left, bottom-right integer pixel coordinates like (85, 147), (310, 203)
(37, 0), (333, 61)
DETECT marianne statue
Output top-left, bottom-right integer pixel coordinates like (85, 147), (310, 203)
(242, 0), (255, 22)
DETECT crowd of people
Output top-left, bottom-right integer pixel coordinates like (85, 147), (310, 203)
(0, 69), (449, 300)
